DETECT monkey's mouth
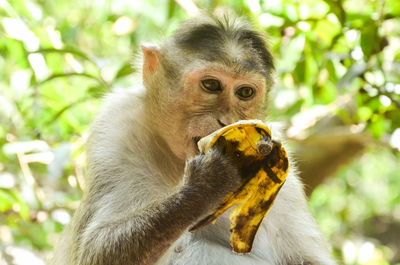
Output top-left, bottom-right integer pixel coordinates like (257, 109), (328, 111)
(193, 137), (201, 153)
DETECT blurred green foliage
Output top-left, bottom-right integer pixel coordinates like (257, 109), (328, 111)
(0, 0), (399, 264)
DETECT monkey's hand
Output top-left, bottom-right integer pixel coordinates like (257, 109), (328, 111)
(187, 120), (289, 254)
(182, 147), (243, 217)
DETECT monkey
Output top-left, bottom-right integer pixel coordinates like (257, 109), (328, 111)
(51, 14), (337, 265)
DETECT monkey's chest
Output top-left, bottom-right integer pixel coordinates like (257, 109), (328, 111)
(157, 216), (276, 265)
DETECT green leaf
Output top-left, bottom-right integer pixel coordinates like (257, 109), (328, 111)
(35, 47), (91, 62)
(389, 110), (400, 130)
(4, 38), (29, 69)
(283, 100), (304, 117)
(304, 53), (318, 85)
(293, 59), (305, 84)
(284, 4), (298, 22)
(369, 115), (388, 138)
(316, 81), (337, 104)
(167, 0), (178, 19)
(114, 63), (135, 79)
(314, 19), (340, 47)
(386, 0), (400, 15)
(357, 106), (373, 121)
(45, 53), (65, 74)
(360, 23), (378, 58)
(35, 72), (108, 90)
(87, 85), (108, 98)
(0, 190), (15, 212)
(324, 0), (346, 24)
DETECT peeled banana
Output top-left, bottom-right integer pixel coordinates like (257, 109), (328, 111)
(189, 120), (289, 254)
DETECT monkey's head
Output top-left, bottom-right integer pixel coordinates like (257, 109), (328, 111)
(141, 14), (274, 160)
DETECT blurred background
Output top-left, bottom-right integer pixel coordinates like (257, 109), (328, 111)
(0, 0), (399, 264)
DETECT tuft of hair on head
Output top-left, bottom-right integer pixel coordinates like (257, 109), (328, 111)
(168, 12), (274, 78)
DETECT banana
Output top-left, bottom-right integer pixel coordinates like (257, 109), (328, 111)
(189, 120), (289, 254)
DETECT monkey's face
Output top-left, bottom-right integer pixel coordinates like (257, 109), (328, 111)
(159, 67), (267, 160)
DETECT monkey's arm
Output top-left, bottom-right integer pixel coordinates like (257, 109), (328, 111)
(70, 147), (242, 265)
(73, 187), (205, 265)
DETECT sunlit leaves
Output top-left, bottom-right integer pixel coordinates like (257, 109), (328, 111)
(262, 0), (399, 146)
(324, 0), (345, 24)
(357, 106), (373, 122)
(310, 149), (400, 263)
(0, 189), (29, 221)
(386, 0), (400, 16)
(277, 33), (305, 72)
(314, 17), (341, 47)
(3, 39), (29, 69)
(0, 0), (399, 264)
(0, 190), (15, 212)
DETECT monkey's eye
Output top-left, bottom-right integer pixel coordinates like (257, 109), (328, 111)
(236, 86), (255, 100)
(201, 79), (222, 93)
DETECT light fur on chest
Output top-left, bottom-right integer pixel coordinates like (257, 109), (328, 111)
(156, 213), (277, 265)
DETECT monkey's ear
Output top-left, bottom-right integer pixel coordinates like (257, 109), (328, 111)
(141, 43), (161, 81)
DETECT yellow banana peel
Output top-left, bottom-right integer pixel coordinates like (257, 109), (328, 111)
(189, 120), (289, 254)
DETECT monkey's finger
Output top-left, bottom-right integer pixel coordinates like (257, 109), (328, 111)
(190, 173), (259, 232)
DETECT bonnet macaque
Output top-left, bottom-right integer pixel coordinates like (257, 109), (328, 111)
(52, 14), (336, 265)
